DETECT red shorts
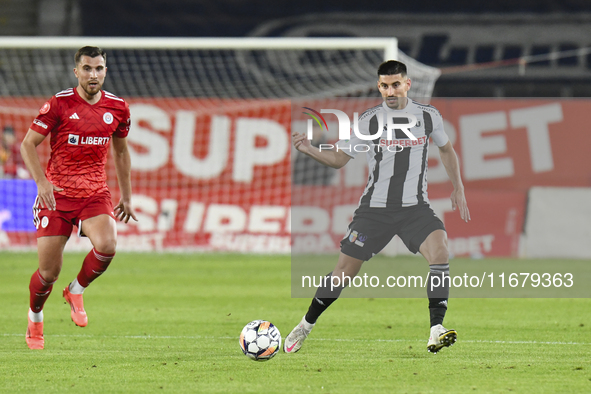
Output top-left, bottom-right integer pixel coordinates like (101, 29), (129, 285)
(33, 191), (115, 238)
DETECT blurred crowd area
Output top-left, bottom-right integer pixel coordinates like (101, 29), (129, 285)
(0, 125), (28, 179)
(2, 0), (591, 98)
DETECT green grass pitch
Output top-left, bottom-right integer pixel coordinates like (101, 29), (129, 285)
(1, 251), (590, 393)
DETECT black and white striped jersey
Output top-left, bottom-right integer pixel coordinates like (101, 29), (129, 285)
(337, 100), (449, 209)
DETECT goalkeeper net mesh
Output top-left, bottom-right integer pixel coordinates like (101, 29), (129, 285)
(0, 39), (440, 251)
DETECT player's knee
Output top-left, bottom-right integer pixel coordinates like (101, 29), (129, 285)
(332, 268), (361, 285)
(333, 266), (359, 280)
(429, 246), (449, 265)
(39, 268), (59, 283)
(94, 237), (117, 255)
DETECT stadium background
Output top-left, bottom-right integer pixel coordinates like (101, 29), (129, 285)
(2, 0), (591, 258)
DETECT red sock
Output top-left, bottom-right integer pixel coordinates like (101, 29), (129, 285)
(76, 248), (115, 288)
(29, 269), (57, 313)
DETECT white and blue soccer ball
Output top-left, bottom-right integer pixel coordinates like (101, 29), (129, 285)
(239, 320), (281, 361)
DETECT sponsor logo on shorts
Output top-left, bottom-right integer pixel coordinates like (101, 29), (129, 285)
(348, 230), (366, 247)
(355, 233), (366, 247)
(103, 112), (114, 124)
(39, 102), (50, 114)
(33, 119), (48, 129)
(68, 134), (80, 145)
(41, 216), (49, 228)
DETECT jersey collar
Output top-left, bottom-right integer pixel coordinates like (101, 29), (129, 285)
(381, 98), (414, 112)
(73, 86), (104, 106)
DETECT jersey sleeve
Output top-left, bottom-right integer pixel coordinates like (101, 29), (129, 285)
(30, 97), (60, 136)
(430, 110), (449, 147)
(113, 101), (131, 138)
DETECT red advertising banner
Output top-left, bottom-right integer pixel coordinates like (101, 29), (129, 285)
(1, 98), (589, 255)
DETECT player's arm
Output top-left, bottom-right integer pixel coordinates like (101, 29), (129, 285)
(438, 141), (470, 222)
(111, 136), (137, 223)
(20, 128), (63, 210)
(292, 131), (351, 169)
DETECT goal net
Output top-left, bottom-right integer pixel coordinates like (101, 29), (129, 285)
(0, 37), (441, 252)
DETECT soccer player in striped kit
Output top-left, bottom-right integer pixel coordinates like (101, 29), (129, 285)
(20, 46), (137, 349)
(286, 60), (470, 354)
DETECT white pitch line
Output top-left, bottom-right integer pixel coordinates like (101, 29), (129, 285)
(310, 338), (591, 346)
(2, 333), (590, 346)
(463, 339), (590, 346)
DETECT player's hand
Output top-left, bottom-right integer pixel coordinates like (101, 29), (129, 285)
(37, 179), (63, 211)
(451, 188), (471, 222)
(292, 132), (312, 153)
(114, 199), (138, 223)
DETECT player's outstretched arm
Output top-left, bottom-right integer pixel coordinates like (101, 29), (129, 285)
(111, 136), (137, 223)
(20, 128), (63, 210)
(438, 141), (470, 222)
(292, 131), (351, 169)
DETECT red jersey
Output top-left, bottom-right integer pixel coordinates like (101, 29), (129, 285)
(30, 88), (131, 198)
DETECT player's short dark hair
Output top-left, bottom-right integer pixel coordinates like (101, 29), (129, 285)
(75, 46), (107, 65)
(377, 60), (407, 78)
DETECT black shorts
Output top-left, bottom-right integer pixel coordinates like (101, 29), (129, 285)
(340, 204), (446, 261)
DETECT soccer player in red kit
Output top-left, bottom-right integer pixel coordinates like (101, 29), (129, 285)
(20, 46), (137, 349)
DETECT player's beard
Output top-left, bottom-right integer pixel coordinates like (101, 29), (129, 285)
(82, 80), (103, 97)
(385, 96), (406, 110)
(385, 96), (399, 109)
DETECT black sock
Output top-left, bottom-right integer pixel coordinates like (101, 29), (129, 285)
(429, 298), (448, 327)
(304, 273), (345, 324)
(427, 264), (449, 327)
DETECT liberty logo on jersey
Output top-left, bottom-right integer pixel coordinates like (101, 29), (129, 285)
(68, 134), (79, 145)
(68, 134), (110, 146)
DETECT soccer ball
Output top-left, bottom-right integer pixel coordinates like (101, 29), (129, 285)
(239, 320), (281, 361)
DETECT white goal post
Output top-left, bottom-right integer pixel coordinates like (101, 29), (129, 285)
(0, 36), (440, 99)
(0, 36), (399, 58)
(0, 36), (440, 252)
